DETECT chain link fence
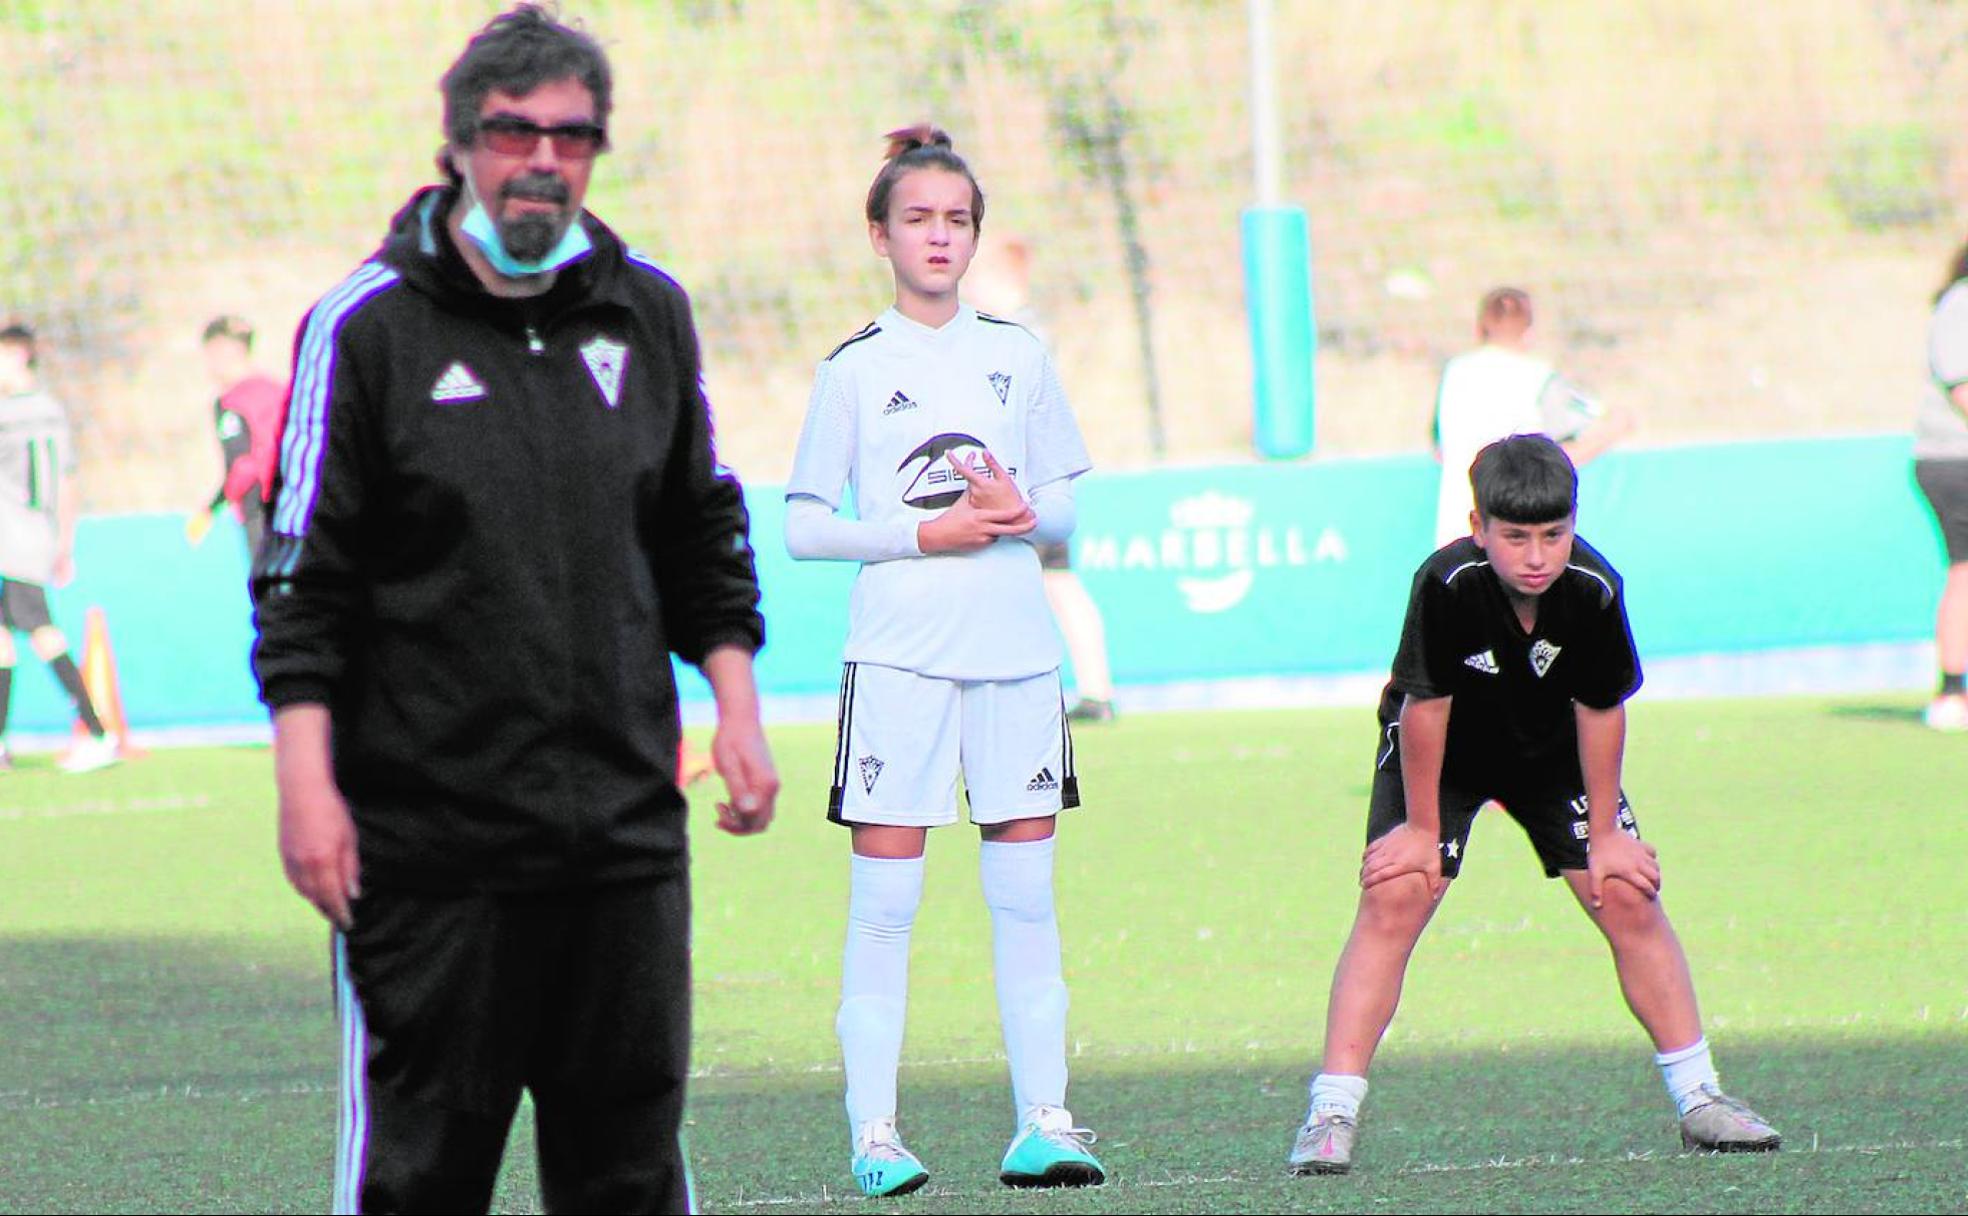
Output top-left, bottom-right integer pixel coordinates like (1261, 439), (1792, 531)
(5, 0), (1968, 509)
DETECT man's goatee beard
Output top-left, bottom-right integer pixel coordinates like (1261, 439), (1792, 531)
(497, 213), (562, 263)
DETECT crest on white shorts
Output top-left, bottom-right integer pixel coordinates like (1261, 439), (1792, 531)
(580, 335), (628, 409)
(858, 755), (884, 794)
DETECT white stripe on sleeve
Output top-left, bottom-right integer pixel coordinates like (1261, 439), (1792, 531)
(274, 264), (400, 537)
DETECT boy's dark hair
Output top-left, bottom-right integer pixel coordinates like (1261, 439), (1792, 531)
(1471, 434), (1576, 524)
(0, 321), (36, 367)
(439, 4), (612, 153)
(202, 314), (254, 349)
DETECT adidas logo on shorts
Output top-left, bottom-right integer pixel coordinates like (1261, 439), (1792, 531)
(883, 390), (918, 415)
(1026, 767), (1060, 792)
(1464, 649), (1499, 674)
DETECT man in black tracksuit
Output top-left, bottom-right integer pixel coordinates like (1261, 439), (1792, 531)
(250, 8), (779, 1212)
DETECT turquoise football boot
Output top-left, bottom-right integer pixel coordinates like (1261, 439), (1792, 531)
(998, 1106), (1106, 1188)
(850, 1118), (929, 1198)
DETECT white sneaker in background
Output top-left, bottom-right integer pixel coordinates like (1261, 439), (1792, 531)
(59, 733), (120, 775)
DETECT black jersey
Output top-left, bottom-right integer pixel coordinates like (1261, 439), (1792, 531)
(1376, 535), (1641, 783)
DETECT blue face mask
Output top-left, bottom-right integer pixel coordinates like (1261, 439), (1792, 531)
(459, 196), (592, 278)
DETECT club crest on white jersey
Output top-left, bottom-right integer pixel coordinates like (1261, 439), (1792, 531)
(989, 371), (1011, 404)
(580, 335), (629, 409)
(1529, 639), (1561, 678)
(858, 754), (884, 794)
(430, 361), (487, 404)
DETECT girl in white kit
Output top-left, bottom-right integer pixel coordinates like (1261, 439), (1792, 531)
(784, 125), (1104, 1198)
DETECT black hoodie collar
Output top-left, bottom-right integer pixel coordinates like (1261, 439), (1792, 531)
(374, 185), (641, 316)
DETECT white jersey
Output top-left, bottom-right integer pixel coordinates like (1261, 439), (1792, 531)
(1432, 345), (1601, 545)
(786, 304), (1091, 680)
(0, 388), (74, 583)
(1915, 279), (1968, 460)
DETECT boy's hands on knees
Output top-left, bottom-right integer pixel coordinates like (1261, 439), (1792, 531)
(1361, 822), (1445, 899)
(1586, 830), (1661, 908)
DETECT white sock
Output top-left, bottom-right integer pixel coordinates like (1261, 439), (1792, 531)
(1654, 1036), (1719, 1116)
(980, 837), (1069, 1121)
(1309, 1073), (1369, 1121)
(838, 853), (924, 1133)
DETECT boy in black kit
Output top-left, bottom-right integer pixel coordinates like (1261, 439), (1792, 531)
(1288, 435), (1779, 1176)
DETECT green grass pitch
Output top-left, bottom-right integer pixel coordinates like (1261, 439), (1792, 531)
(2, 696), (1964, 1213)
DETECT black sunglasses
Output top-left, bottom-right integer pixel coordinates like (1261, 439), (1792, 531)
(475, 115), (608, 159)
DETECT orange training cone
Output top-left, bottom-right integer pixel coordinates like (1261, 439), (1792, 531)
(73, 606), (144, 758)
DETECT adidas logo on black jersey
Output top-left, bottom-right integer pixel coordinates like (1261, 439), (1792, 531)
(430, 361), (487, 404)
(1026, 767), (1060, 792)
(1464, 650), (1499, 675)
(883, 390), (918, 416)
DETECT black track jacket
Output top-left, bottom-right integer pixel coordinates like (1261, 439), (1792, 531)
(251, 186), (764, 892)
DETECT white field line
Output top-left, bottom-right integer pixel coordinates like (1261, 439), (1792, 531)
(5, 1077), (1957, 1195)
(0, 1077), (334, 1111)
(0, 793), (215, 822)
(720, 1137), (1968, 1208)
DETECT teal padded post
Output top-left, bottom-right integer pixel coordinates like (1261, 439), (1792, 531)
(1243, 206), (1316, 459)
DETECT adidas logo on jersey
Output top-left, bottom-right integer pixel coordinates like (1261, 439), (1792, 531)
(858, 755), (884, 794)
(988, 371), (1011, 404)
(430, 361), (487, 404)
(883, 390), (918, 415)
(1464, 650), (1499, 674)
(1026, 767), (1060, 792)
(1529, 639), (1562, 678)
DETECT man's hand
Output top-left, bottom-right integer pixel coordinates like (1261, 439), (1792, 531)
(1586, 829), (1660, 908)
(710, 715), (779, 836)
(1360, 822), (1445, 898)
(277, 776), (360, 929)
(273, 704), (359, 929)
(918, 456), (1037, 554)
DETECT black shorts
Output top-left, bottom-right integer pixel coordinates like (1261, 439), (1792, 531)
(1365, 721), (1640, 879)
(1915, 458), (1968, 564)
(0, 580), (53, 632)
(335, 876), (694, 1214)
(1036, 541), (1072, 571)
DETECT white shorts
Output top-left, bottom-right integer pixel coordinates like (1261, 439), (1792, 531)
(826, 662), (1081, 828)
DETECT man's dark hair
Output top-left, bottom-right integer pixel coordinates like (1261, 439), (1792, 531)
(439, 4), (612, 151)
(0, 322), (36, 367)
(202, 314), (254, 349)
(1471, 434), (1577, 524)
